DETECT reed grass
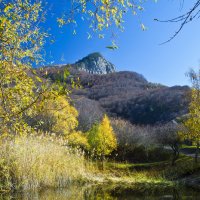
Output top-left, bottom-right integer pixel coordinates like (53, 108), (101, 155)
(0, 135), (195, 193)
(0, 134), (87, 192)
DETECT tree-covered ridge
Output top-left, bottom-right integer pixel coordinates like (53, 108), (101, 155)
(39, 53), (190, 125)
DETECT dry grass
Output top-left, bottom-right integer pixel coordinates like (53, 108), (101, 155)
(0, 134), (88, 192)
(1, 135), (194, 193)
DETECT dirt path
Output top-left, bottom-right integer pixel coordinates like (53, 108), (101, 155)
(180, 148), (199, 158)
(165, 146), (199, 158)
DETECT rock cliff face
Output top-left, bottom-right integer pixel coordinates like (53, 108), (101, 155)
(74, 52), (115, 74)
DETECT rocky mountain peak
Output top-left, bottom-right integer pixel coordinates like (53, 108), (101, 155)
(74, 52), (116, 74)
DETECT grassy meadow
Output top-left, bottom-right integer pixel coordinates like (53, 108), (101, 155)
(1, 132), (200, 194)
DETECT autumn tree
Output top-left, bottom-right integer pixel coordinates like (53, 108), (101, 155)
(57, 0), (147, 48)
(181, 69), (200, 163)
(87, 115), (117, 168)
(27, 95), (78, 136)
(0, 0), (75, 140)
(58, 0), (200, 45)
(0, 0), (48, 137)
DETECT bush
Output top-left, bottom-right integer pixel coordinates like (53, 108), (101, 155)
(66, 131), (89, 150)
(111, 119), (171, 162)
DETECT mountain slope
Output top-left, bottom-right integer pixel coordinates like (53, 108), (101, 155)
(38, 53), (190, 125)
(70, 70), (189, 124)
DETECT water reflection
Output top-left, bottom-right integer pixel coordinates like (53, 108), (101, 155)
(1, 184), (200, 200)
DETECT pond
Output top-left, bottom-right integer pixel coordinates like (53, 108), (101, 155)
(1, 184), (200, 200)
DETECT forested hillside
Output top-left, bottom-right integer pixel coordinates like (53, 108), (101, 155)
(38, 53), (190, 125)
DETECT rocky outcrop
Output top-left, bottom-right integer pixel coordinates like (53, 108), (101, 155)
(74, 52), (115, 74)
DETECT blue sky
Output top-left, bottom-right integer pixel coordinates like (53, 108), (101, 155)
(42, 0), (200, 86)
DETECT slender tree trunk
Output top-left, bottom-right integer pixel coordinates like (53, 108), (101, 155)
(172, 150), (179, 166)
(123, 148), (126, 161)
(101, 154), (105, 170)
(195, 142), (199, 163)
(172, 153), (176, 166)
(171, 144), (179, 166)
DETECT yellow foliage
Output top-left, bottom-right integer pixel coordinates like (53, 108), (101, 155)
(34, 94), (78, 136)
(87, 115), (117, 156)
(182, 89), (200, 144)
(66, 131), (90, 150)
(0, 0), (46, 137)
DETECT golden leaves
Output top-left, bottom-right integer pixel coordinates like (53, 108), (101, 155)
(87, 115), (117, 156)
(0, 0), (46, 136)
